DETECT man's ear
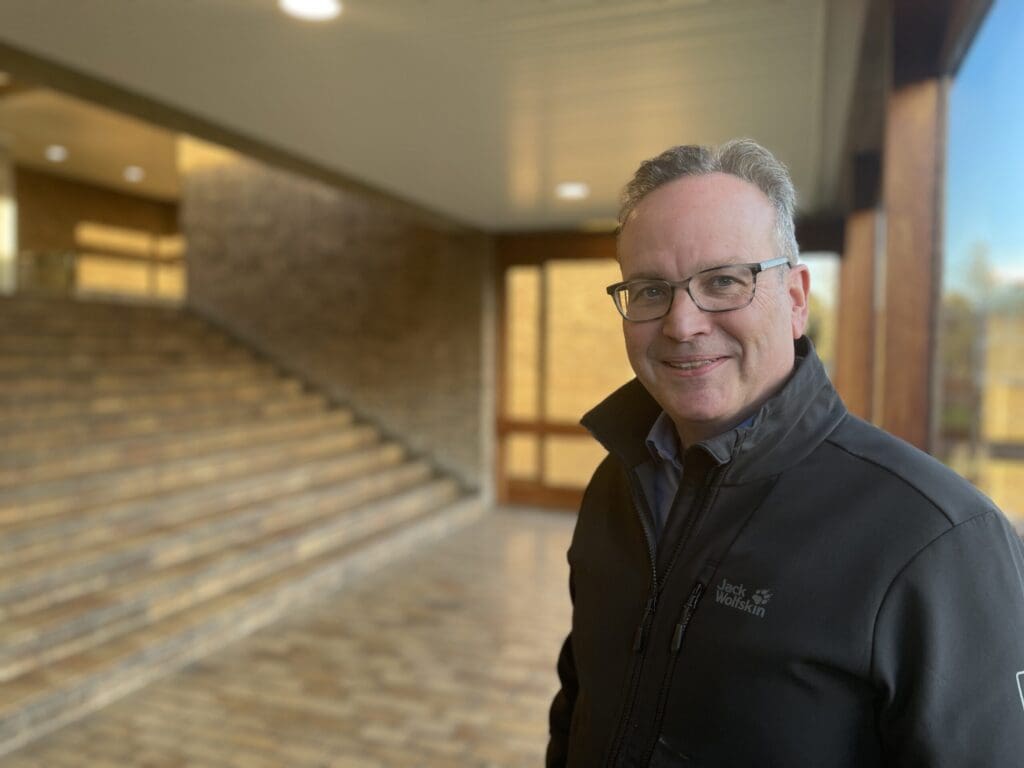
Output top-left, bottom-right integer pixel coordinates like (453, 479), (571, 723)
(788, 264), (811, 339)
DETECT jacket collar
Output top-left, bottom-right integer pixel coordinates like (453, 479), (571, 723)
(581, 337), (847, 484)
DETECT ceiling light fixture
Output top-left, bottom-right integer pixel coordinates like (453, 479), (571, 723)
(45, 145), (68, 163)
(279, 0), (342, 22)
(123, 165), (145, 183)
(556, 182), (590, 201)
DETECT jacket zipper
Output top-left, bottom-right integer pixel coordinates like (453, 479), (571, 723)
(640, 579), (709, 765)
(607, 464), (726, 767)
(670, 580), (707, 654)
(642, 468), (728, 765)
(604, 472), (659, 767)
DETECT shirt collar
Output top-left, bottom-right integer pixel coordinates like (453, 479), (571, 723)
(645, 410), (681, 469)
(645, 410), (757, 470)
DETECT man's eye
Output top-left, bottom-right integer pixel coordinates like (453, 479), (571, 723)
(709, 275), (739, 288)
(630, 284), (669, 303)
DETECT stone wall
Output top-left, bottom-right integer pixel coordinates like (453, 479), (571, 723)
(181, 152), (494, 493)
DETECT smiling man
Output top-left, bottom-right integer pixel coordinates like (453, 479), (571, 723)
(546, 140), (1024, 767)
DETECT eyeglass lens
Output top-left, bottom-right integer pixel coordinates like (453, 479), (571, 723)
(616, 265), (756, 319)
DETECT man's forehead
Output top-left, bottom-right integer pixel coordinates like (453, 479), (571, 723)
(629, 173), (772, 220)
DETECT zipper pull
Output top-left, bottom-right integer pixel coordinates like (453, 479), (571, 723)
(671, 581), (706, 654)
(633, 596), (656, 652)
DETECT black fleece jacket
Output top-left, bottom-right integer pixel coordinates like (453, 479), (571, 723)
(547, 338), (1024, 767)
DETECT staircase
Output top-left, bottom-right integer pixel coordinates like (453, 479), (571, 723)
(0, 295), (484, 757)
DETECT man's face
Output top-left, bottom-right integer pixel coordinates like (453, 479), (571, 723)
(617, 172), (810, 446)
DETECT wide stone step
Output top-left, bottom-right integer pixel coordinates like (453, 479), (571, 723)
(0, 408), (354, 486)
(0, 378), (304, 426)
(0, 360), (277, 399)
(0, 319), (223, 344)
(1, 440), (404, 561)
(0, 441), (411, 595)
(0, 297), (209, 334)
(0, 461), (440, 675)
(0, 332), (235, 356)
(0, 392), (328, 456)
(0, 492), (484, 758)
(0, 347), (256, 375)
(0, 423), (379, 523)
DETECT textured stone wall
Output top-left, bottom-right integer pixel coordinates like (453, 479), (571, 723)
(181, 154), (494, 492)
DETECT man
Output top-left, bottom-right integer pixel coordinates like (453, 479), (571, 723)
(547, 139), (1024, 767)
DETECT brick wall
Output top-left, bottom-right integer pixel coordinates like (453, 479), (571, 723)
(181, 153), (495, 492)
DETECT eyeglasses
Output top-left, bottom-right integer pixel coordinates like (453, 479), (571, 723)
(606, 257), (790, 321)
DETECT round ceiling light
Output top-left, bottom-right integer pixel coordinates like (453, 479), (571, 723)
(279, 0), (342, 21)
(555, 181), (590, 201)
(123, 165), (145, 183)
(45, 145), (68, 163)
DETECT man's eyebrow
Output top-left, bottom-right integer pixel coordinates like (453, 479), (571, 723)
(622, 271), (668, 281)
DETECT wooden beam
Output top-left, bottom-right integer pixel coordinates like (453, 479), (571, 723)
(893, 0), (954, 85)
(878, 78), (946, 450)
(796, 217), (845, 254)
(495, 232), (617, 266)
(852, 152), (882, 212)
(833, 209), (878, 420)
(893, 0), (993, 83)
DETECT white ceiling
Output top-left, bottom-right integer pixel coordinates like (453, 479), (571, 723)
(0, 0), (868, 230)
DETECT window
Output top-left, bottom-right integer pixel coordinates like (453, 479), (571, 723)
(940, 0), (1024, 522)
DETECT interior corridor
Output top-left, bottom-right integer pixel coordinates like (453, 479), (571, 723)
(4, 509), (574, 768)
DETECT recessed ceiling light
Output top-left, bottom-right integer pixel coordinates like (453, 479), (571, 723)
(556, 182), (590, 201)
(279, 0), (342, 21)
(123, 165), (145, 183)
(45, 145), (68, 163)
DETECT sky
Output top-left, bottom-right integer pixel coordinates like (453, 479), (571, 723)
(945, 0), (1024, 293)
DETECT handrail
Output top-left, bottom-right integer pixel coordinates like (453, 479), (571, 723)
(16, 249), (185, 302)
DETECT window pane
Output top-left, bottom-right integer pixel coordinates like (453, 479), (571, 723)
(543, 435), (607, 488)
(156, 264), (186, 300)
(941, 0), (1024, 523)
(505, 266), (540, 420)
(505, 433), (540, 481)
(544, 259), (633, 421)
(801, 252), (839, 376)
(76, 255), (150, 297)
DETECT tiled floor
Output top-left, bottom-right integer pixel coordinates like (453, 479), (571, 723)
(5, 509), (574, 768)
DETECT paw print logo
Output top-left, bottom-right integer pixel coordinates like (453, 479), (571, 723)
(751, 589), (773, 606)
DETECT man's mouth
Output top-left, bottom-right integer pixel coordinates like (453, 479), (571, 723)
(662, 356), (726, 371)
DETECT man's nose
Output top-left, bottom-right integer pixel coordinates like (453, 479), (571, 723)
(660, 287), (712, 341)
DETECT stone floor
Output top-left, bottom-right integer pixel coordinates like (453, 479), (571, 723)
(5, 508), (574, 768)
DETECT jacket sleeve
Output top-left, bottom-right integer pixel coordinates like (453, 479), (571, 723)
(546, 570), (578, 768)
(872, 509), (1024, 765)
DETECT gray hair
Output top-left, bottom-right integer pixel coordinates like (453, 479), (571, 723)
(618, 138), (800, 264)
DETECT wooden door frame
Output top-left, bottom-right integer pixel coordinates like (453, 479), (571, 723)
(494, 232), (618, 510)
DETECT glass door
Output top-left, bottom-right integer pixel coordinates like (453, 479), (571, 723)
(497, 253), (634, 509)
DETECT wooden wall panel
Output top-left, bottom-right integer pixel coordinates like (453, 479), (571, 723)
(16, 167), (178, 254)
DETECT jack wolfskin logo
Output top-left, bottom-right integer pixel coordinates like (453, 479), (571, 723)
(715, 578), (771, 619)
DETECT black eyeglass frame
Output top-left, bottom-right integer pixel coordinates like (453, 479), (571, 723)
(606, 256), (791, 321)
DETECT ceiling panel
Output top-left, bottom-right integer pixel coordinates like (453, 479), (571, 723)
(0, 0), (866, 230)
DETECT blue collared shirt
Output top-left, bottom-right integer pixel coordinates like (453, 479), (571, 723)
(638, 411), (755, 538)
